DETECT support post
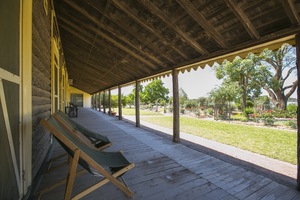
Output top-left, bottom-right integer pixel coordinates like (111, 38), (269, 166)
(93, 94), (97, 109)
(22, 0), (33, 194)
(93, 94), (96, 109)
(91, 94), (94, 109)
(108, 89), (112, 115)
(103, 91), (106, 113)
(296, 33), (300, 190)
(118, 86), (122, 120)
(172, 69), (180, 143)
(98, 92), (101, 112)
(135, 81), (140, 127)
(95, 93), (98, 110)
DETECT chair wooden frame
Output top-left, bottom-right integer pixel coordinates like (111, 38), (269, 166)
(40, 117), (134, 199)
(54, 111), (112, 150)
(37, 112), (113, 197)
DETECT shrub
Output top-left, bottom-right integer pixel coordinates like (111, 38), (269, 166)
(246, 100), (254, 108)
(261, 110), (274, 126)
(244, 107), (254, 117)
(206, 108), (214, 116)
(285, 120), (297, 129)
(272, 109), (296, 118)
(287, 104), (297, 114)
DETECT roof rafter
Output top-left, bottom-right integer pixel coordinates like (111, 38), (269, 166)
(110, 0), (190, 59)
(61, 42), (135, 82)
(58, 20), (153, 76)
(282, 0), (300, 25)
(140, 0), (209, 55)
(177, 0), (229, 48)
(63, 0), (160, 71)
(224, 0), (260, 39)
(87, 0), (177, 65)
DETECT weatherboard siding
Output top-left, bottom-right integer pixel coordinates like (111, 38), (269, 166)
(31, 0), (52, 179)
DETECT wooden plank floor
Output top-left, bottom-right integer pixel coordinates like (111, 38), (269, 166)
(34, 108), (300, 200)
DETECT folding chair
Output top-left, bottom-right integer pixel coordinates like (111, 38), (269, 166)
(40, 117), (134, 199)
(55, 110), (112, 150)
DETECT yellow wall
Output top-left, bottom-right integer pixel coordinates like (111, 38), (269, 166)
(68, 86), (91, 108)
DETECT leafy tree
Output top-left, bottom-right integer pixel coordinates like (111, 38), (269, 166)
(253, 95), (271, 112)
(198, 97), (208, 108)
(185, 99), (198, 110)
(111, 95), (118, 108)
(142, 79), (169, 104)
(127, 83), (144, 107)
(131, 83), (144, 102)
(215, 54), (261, 111)
(209, 81), (240, 118)
(121, 94), (127, 107)
(287, 103), (297, 114)
(256, 43), (297, 110)
(126, 93), (135, 108)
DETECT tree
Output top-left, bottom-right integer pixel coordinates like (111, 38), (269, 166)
(254, 95), (271, 112)
(198, 96), (210, 110)
(185, 99), (198, 111)
(142, 79), (169, 104)
(215, 54), (261, 111)
(121, 94), (127, 107)
(256, 43), (297, 110)
(209, 81), (240, 119)
(126, 93), (135, 108)
(131, 83), (144, 102)
(111, 95), (118, 108)
(127, 83), (144, 107)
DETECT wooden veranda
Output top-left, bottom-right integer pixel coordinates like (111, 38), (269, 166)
(35, 108), (300, 200)
(3, 1), (300, 199)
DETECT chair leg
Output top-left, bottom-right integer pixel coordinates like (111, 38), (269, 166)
(64, 149), (80, 200)
(37, 169), (87, 199)
(72, 163), (134, 199)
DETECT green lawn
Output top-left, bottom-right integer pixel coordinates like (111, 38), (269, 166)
(141, 116), (297, 164)
(121, 108), (163, 116)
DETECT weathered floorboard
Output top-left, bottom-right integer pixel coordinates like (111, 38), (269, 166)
(35, 108), (300, 200)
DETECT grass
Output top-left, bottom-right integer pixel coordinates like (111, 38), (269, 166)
(141, 116), (297, 164)
(121, 108), (163, 116)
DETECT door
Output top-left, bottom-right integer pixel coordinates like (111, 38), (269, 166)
(0, 0), (24, 199)
(70, 94), (83, 107)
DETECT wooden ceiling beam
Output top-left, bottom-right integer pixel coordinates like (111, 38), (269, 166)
(110, 0), (190, 59)
(224, 0), (260, 39)
(68, 58), (130, 88)
(88, 1), (176, 64)
(140, 0), (209, 55)
(282, 0), (300, 25)
(58, 20), (153, 76)
(62, 0), (159, 71)
(86, 0), (177, 64)
(177, 0), (229, 48)
(61, 43), (136, 81)
(58, 24), (152, 80)
(64, 0), (169, 69)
